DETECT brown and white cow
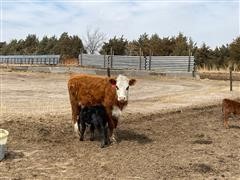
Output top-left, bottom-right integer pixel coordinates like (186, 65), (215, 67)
(68, 74), (136, 141)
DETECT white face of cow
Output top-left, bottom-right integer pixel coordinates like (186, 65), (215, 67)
(109, 75), (136, 102)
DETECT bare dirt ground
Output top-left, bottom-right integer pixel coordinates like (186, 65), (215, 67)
(0, 70), (240, 179)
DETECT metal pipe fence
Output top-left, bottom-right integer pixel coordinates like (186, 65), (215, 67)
(0, 54), (195, 73)
(78, 54), (195, 72)
(0, 55), (60, 65)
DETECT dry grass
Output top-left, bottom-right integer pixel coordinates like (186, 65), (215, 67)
(198, 64), (240, 73)
(61, 58), (79, 66)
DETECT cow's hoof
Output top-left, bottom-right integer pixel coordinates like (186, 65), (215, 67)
(105, 140), (110, 145)
(90, 137), (94, 141)
(100, 144), (105, 148)
(224, 123), (229, 129)
(110, 136), (118, 144)
(80, 137), (84, 141)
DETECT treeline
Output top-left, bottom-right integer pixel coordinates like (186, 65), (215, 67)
(100, 33), (240, 70)
(0, 32), (239, 70)
(0, 32), (85, 59)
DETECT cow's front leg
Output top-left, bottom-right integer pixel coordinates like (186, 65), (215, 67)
(111, 128), (117, 143)
(105, 107), (118, 143)
(109, 122), (118, 143)
(74, 105), (81, 137)
(110, 117), (118, 142)
(108, 119), (117, 143)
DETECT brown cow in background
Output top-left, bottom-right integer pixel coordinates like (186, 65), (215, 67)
(222, 98), (240, 128)
(68, 74), (136, 142)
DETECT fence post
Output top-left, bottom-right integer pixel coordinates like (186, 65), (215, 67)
(110, 47), (113, 68)
(230, 66), (233, 91)
(80, 49), (83, 66)
(192, 61), (196, 77)
(107, 56), (111, 77)
(104, 51), (106, 68)
(144, 55), (147, 70)
(149, 50), (152, 70)
(139, 48), (142, 70)
(188, 49), (191, 72)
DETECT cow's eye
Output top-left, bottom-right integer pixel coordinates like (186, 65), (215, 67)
(126, 86), (129, 90)
(116, 86), (119, 90)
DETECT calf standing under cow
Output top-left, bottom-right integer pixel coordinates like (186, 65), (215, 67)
(68, 74), (136, 142)
(78, 105), (109, 148)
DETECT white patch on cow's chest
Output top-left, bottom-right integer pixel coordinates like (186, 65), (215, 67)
(112, 106), (122, 118)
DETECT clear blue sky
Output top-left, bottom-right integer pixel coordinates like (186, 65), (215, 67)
(1, 0), (239, 48)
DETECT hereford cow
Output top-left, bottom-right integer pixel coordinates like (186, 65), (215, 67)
(222, 98), (240, 128)
(68, 74), (136, 141)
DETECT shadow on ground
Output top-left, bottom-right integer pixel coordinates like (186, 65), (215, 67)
(117, 129), (152, 144)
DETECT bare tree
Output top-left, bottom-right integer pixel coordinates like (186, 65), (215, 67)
(84, 28), (106, 54)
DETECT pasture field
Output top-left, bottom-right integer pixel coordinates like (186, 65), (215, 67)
(0, 70), (240, 179)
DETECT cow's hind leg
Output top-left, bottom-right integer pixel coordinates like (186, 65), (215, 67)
(224, 114), (229, 128)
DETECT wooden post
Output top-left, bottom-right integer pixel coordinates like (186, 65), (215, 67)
(230, 66), (233, 91)
(139, 48), (142, 70)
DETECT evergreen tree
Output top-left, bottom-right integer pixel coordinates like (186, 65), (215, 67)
(0, 42), (7, 55)
(172, 33), (189, 56)
(149, 34), (162, 55)
(69, 35), (84, 57)
(194, 43), (212, 69)
(230, 37), (240, 64)
(100, 36), (128, 55)
(47, 36), (58, 54)
(37, 36), (49, 54)
(23, 34), (39, 54)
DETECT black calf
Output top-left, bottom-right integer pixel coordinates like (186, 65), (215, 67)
(78, 105), (109, 148)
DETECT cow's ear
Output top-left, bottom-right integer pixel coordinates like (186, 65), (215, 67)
(109, 78), (116, 85)
(129, 79), (136, 86)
